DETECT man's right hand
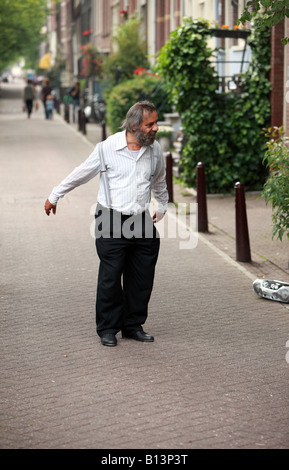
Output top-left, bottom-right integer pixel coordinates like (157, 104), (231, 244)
(44, 199), (57, 216)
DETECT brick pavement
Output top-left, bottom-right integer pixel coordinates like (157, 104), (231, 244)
(1, 82), (289, 450)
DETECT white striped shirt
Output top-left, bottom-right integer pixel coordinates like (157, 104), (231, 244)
(48, 130), (169, 215)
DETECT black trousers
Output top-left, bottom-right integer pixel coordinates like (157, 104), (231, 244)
(26, 99), (33, 117)
(95, 206), (160, 337)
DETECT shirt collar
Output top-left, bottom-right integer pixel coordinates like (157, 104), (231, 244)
(114, 130), (128, 151)
(114, 130), (154, 154)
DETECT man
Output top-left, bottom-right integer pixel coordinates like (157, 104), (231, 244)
(41, 78), (52, 119)
(22, 79), (35, 119)
(44, 101), (168, 347)
(69, 81), (80, 123)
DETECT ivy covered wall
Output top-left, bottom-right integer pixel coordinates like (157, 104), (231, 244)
(156, 17), (272, 194)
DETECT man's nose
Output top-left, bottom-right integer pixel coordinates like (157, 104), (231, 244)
(153, 123), (159, 131)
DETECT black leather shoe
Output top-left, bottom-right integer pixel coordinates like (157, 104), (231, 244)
(122, 330), (154, 342)
(101, 333), (117, 347)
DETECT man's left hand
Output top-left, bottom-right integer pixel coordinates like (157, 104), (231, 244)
(152, 211), (165, 223)
(44, 199), (57, 216)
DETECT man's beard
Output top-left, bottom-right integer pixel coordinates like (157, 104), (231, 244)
(134, 129), (157, 147)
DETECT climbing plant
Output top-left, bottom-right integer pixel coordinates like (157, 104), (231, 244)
(261, 127), (289, 241)
(80, 44), (102, 78)
(103, 15), (150, 86)
(156, 17), (271, 193)
(239, 0), (289, 44)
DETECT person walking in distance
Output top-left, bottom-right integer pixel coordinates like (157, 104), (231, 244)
(44, 101), (169, 347)
(40, 78), (52, 119)
(69, 81), (80, 123)
(45, 93), (54, 119)
(22, 79), (35, 118)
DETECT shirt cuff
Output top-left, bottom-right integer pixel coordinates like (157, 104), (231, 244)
(48, 192), (59, 206)
(157, 203), (168, 214)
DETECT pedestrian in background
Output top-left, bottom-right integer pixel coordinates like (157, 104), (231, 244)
(22, 79), (35, 119)
(45, 93), (54, 119)
(44, 101), (168, 347)
(70, 81), (80, 123)
(34, 80), (42, 112)
(40, 78), (52, 119)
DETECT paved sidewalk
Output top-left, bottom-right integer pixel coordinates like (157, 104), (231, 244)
(1, 82), (289, 450)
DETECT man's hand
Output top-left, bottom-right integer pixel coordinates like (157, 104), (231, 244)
(44, 199), (57, 216)
(152, 211), (165, 223)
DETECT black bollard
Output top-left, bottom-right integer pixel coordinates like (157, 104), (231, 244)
(235, 181), (251, 262)
(78, 109), (82, 132)
(165, 152), (174, 203)
(101, 121), (107, 141)
(54, 99), (60, 113)
(81, 110), (86, 135)
(196, 162), (208, 232)
(64, 103), (70, 123)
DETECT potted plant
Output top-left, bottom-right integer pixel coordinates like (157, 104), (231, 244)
(210, 24), (250, 39)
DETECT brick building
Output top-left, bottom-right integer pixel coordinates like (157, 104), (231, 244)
(44, 0), (289, 133)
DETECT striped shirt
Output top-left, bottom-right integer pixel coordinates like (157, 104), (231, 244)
(48, 130), (169, 215)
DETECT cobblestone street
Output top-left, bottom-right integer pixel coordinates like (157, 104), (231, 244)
(1, 82), (289, 450)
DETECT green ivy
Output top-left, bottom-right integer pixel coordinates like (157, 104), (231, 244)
(239, 1), (289, 44)
(261, 127), (289, 241)
(156, 17), (271, 193)
(105, 74), (171, 134)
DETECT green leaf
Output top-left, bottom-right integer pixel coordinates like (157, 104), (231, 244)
(260, 0), (272, 6)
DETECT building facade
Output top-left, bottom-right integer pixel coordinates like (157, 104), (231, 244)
(43, 0), (289, 133)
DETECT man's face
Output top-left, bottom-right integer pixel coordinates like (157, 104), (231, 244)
(134, 110), (159, 146)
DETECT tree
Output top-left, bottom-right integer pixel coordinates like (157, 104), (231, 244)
(103, 16), (150, 86)
(0, 0), (50, 72)
(239, 0), (289, 44)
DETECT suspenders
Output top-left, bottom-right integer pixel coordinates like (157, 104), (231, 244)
(99, 142), (155, 211)
(98, 141), (112, 209)
(149, 147), (154, 187)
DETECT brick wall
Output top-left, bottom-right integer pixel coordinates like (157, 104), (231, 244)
(270, 20), (285, 128)
(285, 19), (289, 135)
(156, 0), (171, 51)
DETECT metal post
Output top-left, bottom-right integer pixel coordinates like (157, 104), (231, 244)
(196, 162), (208, 232)
(165, 152), (174, 203)
(64, 103), (70, 123)
(101, 121), (106, 141)
(81, 110), (86, 135)
(78, 109), (82, 132)
(235, 181), (251, 262)
(54, 99), (60, 113)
